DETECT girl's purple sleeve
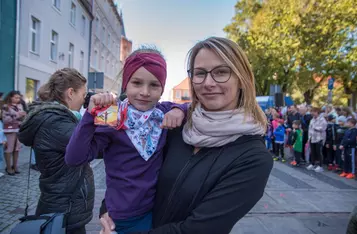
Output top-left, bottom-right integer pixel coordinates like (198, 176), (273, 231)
(65, 111), (111, 166)
(158, 102), (190, 115)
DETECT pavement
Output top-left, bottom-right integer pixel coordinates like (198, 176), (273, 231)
(0, 146), (356, 234)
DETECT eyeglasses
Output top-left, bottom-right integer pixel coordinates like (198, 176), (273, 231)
(188, 66), (232, 84)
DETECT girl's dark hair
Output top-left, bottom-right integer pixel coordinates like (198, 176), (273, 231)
(4, 90), (21, 105)
(37, 68), (86, 107)
(347, 118), (357, 126)
(311, 107), (321, 113)
(342, 107), (353, 117)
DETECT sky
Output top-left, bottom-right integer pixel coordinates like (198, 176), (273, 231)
(116, 0), (237, 100)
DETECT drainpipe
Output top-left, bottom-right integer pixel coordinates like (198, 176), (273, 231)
(14, 0), (21, 91)
(87, 0), (94, 91)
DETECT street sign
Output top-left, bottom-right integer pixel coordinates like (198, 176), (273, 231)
(328, 77), (335, 90)
(88, 72), (104, 90)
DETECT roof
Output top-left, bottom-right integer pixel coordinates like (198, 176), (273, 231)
(173, 77), (190, 90)
(109, 0), (123, 26)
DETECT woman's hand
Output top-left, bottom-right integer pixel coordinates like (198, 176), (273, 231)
(161, 108), (185, 129)
(87, 93), (116, 113)
(99, 212), (116, 234)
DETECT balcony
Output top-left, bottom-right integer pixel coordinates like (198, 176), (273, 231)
(181, 96), (191, 101)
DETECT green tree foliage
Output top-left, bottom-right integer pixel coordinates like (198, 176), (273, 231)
(225, 0), (357, 105)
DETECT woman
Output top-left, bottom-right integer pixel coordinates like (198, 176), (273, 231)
(341, 107), (354, 120)
(1, 90), (26, 175)
(100, 37), (273, 234)
(18, 68), (94, 234)
(307, 107), (328, 173)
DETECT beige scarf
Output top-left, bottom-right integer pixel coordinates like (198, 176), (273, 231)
(182, 104), (265, 147)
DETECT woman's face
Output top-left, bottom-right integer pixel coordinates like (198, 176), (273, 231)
(192, 49), (239, 111)
(67, 85), (86, 111)
(11, 94), (21, 104)
(126, 67), (163, 111)
(312, 110), (319, 118)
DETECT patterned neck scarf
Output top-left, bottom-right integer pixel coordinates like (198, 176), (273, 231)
(117, 99), (164, 161)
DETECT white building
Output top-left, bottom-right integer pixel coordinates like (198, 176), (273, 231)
(16, 0), (93, 102)
(90, 0), (124, 94)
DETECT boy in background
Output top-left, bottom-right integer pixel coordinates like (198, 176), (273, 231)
(339, 118), (357, 179)
(325, 115), (338, 170)
(273, 119), (286, 162)
(291, 120), (303, 166)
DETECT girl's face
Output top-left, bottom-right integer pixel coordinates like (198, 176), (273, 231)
(312, 111), (319, 118)
(11, 94), (21, 105)
(126, 67), (163, 111)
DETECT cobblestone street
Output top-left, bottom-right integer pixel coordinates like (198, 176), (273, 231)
(0, 147), (356, 233)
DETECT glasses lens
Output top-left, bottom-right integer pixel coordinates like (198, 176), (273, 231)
(192, 69), (207, 84)
(212, 66), (231, 82)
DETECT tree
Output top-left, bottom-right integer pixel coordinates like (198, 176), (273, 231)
(225, 0), (357, 105)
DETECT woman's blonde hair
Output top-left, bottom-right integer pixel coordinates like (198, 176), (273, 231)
(186, 37), (267, 129)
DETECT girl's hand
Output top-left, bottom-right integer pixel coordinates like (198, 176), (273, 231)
(161, 108), (185, 129)
(99, 212), (116, 234)
(87, 93), (116, 113)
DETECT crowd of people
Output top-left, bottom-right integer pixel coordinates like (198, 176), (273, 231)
(265, 105), (357, 179)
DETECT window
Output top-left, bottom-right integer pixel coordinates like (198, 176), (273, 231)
(105, 60), (109, 73)
(101, 55), (105, 71)
(112, 62), (115, 75)
(68, 43), (74, 68)
(107, 34), (111, 46)
(183, 90), (189, 97)
(80, 51), (84, 74)
(95, 17), (100, 35)
(175, 90), (181, 99)
(70, 2), (76, 25)
(102, 27), (105, 41)
(30, 16), (40, 53)
(81, 15), (86, 35)
(112, 40), (115, 50)
(25, 78), (39, 103)
(93, 50), (98, 68)
(50, 30), (58, 61)
(53, 0), (60, 10)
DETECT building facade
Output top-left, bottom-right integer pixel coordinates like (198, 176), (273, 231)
(171, 77), (192, 104)
(16, 0), (93, 102)
(89, 0), (128, 95)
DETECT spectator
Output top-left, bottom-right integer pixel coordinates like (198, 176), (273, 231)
(325, 115), (338, 170)
(1, 91), (26, 175)
(307, 107), (327, 173)
(273, 119), (286, 162)
(291, 120), (303, 166)
(339, 118), (357, 179)
(335, 116), (348, 173)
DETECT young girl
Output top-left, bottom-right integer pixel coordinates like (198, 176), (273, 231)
(65, 47), (187, 234)
(2, 91), (26, 175)
(0, 115), (7, 177)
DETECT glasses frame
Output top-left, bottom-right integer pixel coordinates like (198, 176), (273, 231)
(187, 66), (232, 84)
